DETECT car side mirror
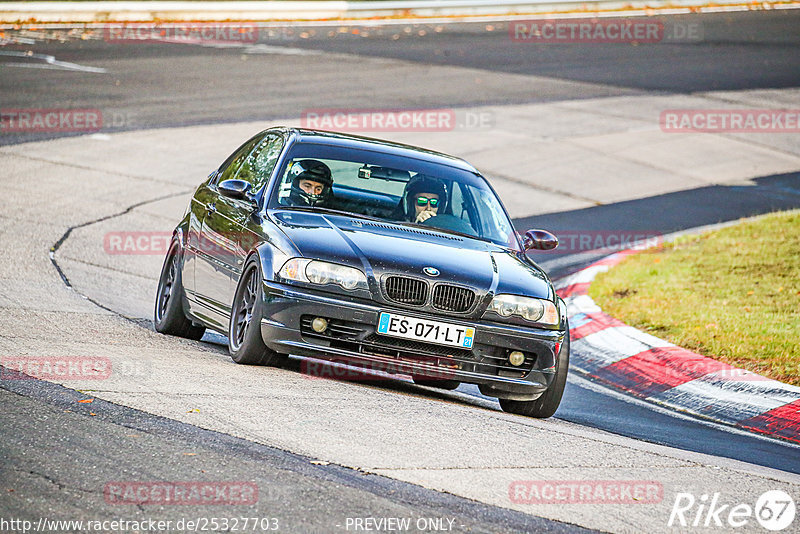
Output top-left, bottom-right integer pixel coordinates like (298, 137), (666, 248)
(218, 179), (254, 203)
(522, 229), (558, 251)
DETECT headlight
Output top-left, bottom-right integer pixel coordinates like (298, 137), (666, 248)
(486, 294), (559, 325)
(278, 258), (368, 291)
(278, 258), (311, 282)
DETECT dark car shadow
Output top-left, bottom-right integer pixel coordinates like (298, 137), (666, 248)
(199, 329), (499, 410)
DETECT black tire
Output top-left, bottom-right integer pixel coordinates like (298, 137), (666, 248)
(228, 257), (285, 366)
(412, 377), (461, 390)
(499, 328), (570, 418)
(154, 241), (206, 340)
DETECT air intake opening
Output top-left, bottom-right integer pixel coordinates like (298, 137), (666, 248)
(384, 276), (427, 305)
(432, 284), (475, 313)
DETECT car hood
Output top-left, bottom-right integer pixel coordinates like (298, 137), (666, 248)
(270, 210), (552, 301)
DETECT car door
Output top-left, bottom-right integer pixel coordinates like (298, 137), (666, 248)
(228, 133), (285, 283)
(183, 171), (218, 300)
(194, 133), (284, 329)
(191, 135), (263, 328)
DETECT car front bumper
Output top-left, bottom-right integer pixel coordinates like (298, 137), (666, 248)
(259, 281), (567, 400)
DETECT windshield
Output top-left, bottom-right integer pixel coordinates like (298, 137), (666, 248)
(269, 143), (517, 248)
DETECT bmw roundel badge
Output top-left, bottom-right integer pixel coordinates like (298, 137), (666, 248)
(423, 267), (440, 277)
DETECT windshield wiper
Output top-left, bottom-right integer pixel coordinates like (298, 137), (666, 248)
(274, 206), (500, 245)
(274, 206), (387, 223)
(397, 221), (495, 244)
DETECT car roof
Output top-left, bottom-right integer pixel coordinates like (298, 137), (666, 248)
(272, 127), (480, 174)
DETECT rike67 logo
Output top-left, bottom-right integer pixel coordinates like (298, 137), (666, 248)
(669, 490), (796, 531)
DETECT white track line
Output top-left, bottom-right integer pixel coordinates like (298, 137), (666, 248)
(0, 51), (106, 73)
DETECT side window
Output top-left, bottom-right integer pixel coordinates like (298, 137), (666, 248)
(216, 136), (262, 184)
(235, 134), (284, 191)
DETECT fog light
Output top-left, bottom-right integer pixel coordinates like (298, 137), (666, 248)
(508, 351), (525, 367)
(311, 317), (329, 333)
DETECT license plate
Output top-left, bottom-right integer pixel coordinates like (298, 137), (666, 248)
(377, 312), (475, 349)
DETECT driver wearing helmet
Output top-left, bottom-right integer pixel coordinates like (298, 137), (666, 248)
(287, 159), (333, 207)
(398, 174), (447, 224)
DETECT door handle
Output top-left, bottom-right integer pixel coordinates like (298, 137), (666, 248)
(206, 203), (216, 215)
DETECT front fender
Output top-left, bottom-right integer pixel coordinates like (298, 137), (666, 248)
(251, 243), (292, 283)
(172, 214), (191, 248)
(557, 296), (569, 333)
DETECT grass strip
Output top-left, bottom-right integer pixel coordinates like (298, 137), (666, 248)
(589, 210), (800, 386)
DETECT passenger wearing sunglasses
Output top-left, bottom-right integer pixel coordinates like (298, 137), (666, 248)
(396, 174), (448, 224)
(413, 193), (440, 223)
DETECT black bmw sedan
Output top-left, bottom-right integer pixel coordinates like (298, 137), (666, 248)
(155, 127), (569, 417)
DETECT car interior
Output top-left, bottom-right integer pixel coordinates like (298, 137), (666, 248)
(277, 160), (483, 239)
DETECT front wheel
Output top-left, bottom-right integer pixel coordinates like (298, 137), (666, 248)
(499, 329), (570, 418)
(228, 257), (285, 366)
(154, 241), (205, 340)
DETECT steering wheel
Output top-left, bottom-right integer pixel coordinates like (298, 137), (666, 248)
(420, 214), (475, 235)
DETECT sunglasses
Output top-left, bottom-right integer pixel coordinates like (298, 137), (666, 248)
(415, 196), (440, 207)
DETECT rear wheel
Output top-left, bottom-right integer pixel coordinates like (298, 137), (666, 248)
(228, 257), (285, 366)
(499, 329), (570, 418)
(154, 241), (205, 340)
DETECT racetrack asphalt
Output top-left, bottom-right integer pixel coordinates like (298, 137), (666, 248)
(2, 10), (799, 145)
(0, 380), (585, 533)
